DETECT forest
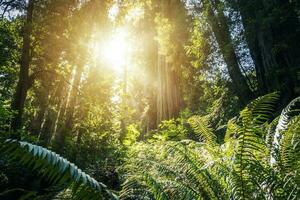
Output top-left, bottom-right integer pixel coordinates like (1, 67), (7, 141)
(0, 0), (300, 199)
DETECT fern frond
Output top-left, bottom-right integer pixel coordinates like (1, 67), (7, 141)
(224, 118), (238, 142)
(120, 177), (150, 199)
(121, 141), (227, 200)
(275, 97), (300, 134)
(279, 116), (300, 198)
(1, 140), (118, 200)
(232, 95), (275, 199)
(246, 92), (279, 125)
(281, 117), (300, 170)
(166, 143), (225, 199)
(142, 172), (169, 200)
(266, 117), (279, 148)
(120, 173), (168, 200)
(188, 115), (218, 147)
(271, 97), (300, 165)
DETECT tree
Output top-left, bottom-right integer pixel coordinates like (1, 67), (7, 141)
(195, 0), (254, 105)
(230, 0), (300, 100)
(10, 0), (34, 137)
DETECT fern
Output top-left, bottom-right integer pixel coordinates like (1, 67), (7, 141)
(1, 139), (118, 200)
(167, 144), (223, 199)
(121, 141), (227, 200)
(279, 116), (300, 198)
(188, 115), (218, 148)
(120, 94), (300, 200)
(224, 118), (238, 142)
(271, 97), (300, 165)
(246, 92), (279, 125)
(230, 93), (279, 199)
(275, 97), (300, 133)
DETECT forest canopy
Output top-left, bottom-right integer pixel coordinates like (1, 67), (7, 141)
(0, 0), (300, 199)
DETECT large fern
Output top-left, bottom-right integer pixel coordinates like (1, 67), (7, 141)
(120, 139), (228, 200)
(120, 93), (300, 200)
(1, 139), (118, 200)
(231, 93), (280, 199)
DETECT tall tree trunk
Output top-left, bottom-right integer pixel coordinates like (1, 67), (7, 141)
(55, 63), (84, 150)
(29, 88), (49, 136)
(53, 76), (72, 138)
(235, 0), (279, 94)
(236, 0), (300, 101)
(10, 0), (35, 138)
(156, 55), (181, 124)
(38, 108), (55, 147)
(156, 53), (163, 125)
(206, 0), (253, 106)
(72, 128), (83, 162)
(38, 78), (65, 146)
(155, 0), (183, 125)
(65, 64), (83, 130)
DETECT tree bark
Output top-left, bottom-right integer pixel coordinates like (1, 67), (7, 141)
(206, 0), (253, 106)
(235, 0), (277, 94)
(29, 88), (49, 136)
(38, 108), (55, 147)
(54, 63), (84, 149)
(236, 0), (300, 101)
(10, 0), (35, 138)
(155, 0), (183, 125)
(64, 64), (83, 130)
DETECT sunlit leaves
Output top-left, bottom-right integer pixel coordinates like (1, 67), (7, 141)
(155, 14), (175, 58)
(188, 115), (217, 147)
(121, 94), (300, 200)
(185, 19), (211, 70)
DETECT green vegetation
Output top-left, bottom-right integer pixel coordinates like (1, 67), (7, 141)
(0, 0), (300, 199)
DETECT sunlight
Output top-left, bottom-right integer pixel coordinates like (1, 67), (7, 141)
(102, 28), (131, 73)
(88, 3), (143, 74)
(90, 27), (131, 73)
(125, 6), (144, 23)
(108, 4), (119, 21)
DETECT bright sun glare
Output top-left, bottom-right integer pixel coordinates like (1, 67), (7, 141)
(88, 4), (144, 74)
(90, 28), (131, 73)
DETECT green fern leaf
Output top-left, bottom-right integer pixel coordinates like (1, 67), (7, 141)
(1, 139), (118, 200)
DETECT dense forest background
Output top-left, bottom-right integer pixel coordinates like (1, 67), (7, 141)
(0, 0), (300, 199)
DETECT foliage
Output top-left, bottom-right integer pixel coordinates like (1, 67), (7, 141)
(1, 0), (299, 199)
(154, 118), (189, 141)
(1, 139), (118, 200)
(0, 18), (21, 99)
(0, 99), (12, 134)
(120, 94), (300, 199)
(123, 124), (141, 146)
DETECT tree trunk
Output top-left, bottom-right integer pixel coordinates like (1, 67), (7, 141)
(234, 0), (268, 95)
(10, 0), (35, 138)
(55, 63), (84, 149)
(206, 0), (253, 106)
(37, 78), (65, 146)
(154, 0), (183, 125)
(236, 0), (300, 101)
(39, 108), (55, 147)
(64, 64), (83, 130)
(29, 89), (48, 136)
